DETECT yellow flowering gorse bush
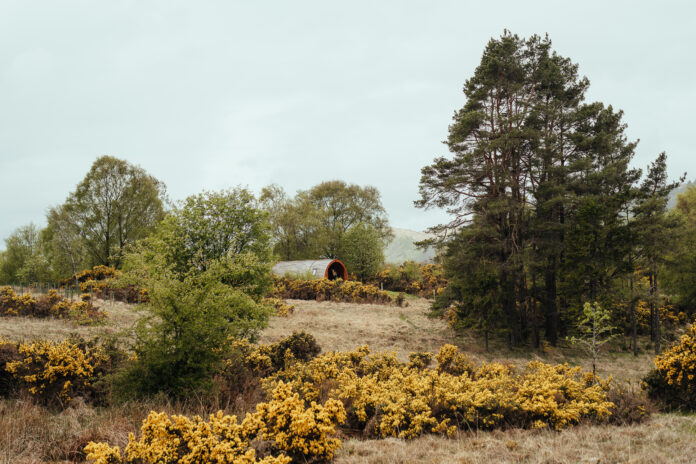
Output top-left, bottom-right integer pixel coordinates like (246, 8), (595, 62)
(61, 265), (148, 304)
(273, 277), (394, 305)
(654, 324), (696, 387)
(265, 344), (614, 438)
(5, 337), (107, 405)
(85, 381), (345, 464)
(645, 323), (696, 408)
(0, 286), (105, 322)
(85, 340), (617, 462)
(255, 381), (346, 460)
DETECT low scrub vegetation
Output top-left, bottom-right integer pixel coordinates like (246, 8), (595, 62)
(0, 286), (106, 323)
(2, 336), (108, 407)
(264, 344), (620, 439)
(369, 262), (447, 298)
(62, 265), (147, 304)
(273, 277), (398, 306)
(0, 327), (661, 463)
(85, 382), (345, 464)
(645, 323), (696, 409)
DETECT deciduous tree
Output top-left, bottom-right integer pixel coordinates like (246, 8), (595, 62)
(57, 156), (166, 268)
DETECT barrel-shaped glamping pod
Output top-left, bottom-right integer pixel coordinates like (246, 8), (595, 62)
(272, 259), (349, 281)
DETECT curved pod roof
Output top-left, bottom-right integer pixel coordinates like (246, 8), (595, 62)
(272, 259), (349, 281)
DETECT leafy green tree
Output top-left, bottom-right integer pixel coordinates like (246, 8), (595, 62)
(0, 251), (6, 283)
(296, 181), (392, 259)
(664, 186), (696, 309)
(433, 220), (502, 351)
(57, 156), (166, 268)
(143, 188), (272, 277)
(260, 184), (322, 260)
(262, 181), (392, 262)
(118, 187), (275, 396)
(43, 206), (88, 287)
(526, 48), (589, 346)
(568, 302), (616, 381)
(0, 223), (51, 283)
(417, 32), (551, 347)
(341, 223), (385, 281)
(561, 103), (640, 311)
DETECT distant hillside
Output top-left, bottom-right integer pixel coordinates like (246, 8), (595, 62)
(384, 228), (436, 264)
(668, 181), (695, 209)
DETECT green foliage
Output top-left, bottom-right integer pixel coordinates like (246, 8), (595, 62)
(341, 223), (385, 281)
(567, 302), (617, 380)
(117, 187), (275, 397)
(0, 251), (6, 284)
(54, 156), (166, 269)
(0, 223), (51, 283)
(664, 185), (696, 309)
(261, 181), (392, 261)
(118, 262), (273, 397)
(417, 31), (680, 349)
(431, 222), (503, 350)
(43, 205), (88, 285)
(144, 188), (271, 277)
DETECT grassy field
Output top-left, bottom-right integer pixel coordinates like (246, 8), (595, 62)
(0, 297), (693, 463)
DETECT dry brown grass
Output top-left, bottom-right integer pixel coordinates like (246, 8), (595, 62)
(0, 299), (139, 342)
(260, 298), (458, 361)
(260, 298), (655, 383)
(0, 394), (245, 464)
(336, 414), (696, 464)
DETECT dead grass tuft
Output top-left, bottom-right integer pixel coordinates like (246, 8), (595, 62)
(336, 414), (696, 464)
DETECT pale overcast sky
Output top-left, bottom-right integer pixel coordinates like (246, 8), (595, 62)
(1, 1), (694, 245)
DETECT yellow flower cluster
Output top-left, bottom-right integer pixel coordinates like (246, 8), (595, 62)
(0, 286), (104, 322)
(85, 382), (345, 464)
(256, 381), (346, 460)
(653, 324), (696, 390)
(265, 344), (614, 438)
(273, 277), (394, 305)
(5, 338), (107, 405)
(263, 297), (295, 317)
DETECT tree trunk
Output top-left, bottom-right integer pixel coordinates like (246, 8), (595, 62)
(654, 265), (661, 354)
(531, 272), (539, 349)
(630, 273), (638, 356)
(544, 260), (559, 346)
